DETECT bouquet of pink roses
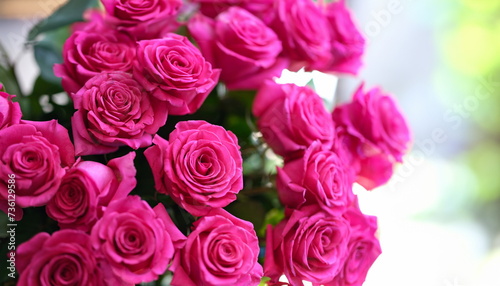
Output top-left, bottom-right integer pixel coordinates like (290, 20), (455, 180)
(0, 0), (411, 285)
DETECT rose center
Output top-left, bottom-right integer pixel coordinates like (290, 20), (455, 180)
(48, 256), (82, 285)
(22, 150), (42, 168)
(196, 154), (213, 175)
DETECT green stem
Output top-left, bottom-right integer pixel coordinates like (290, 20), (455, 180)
(9, 65), (24, 98)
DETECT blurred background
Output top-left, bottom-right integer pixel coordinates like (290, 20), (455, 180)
(1, 0), (500, 285)
(350, 0), (500, 285)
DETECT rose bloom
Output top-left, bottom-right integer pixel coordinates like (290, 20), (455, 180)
(0, 84), (22, 129)
(253, 81), (335, 158)
(100, 0), (182, 40)
(145, 120), (243, 216)
(331, 199), (381, 286)
(46, 152), (136, 232)
(191, 0), (275, 23)
(188, 7), (287, 90)
(54, 21), (136, 95)
(0, 120), (75, 217)
(91, 195), (186, 284)
(72, 72), (168, 155)
(316, 0), (365, 75)
(332, 84), (411, 190)
(271, 0), (332, 71)
(171, 208), (263, 286)
(265, 205), (351, 285)
(276, 141), (353, 215)
(133, 34), (220, 115)
(17, 230), (110, 285)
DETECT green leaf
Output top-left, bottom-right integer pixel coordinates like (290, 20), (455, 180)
(31, 74), (64, 97)
(258, 208), (285, 237)
(0, 41), (10, 67)
(0, 65), (21, 97)
(306, 78), (316, 91)
(0, 42), (20, 96)
(243, 153), (264, 176)
(34, 27), (70, 85)
(28, 0), (100, 41)
(259, 277), (271, 286)
(225, 198), (266, 232)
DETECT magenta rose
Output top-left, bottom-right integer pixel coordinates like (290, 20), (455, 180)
(46, 152), (136, 232)
(315, 0), (365, 74)
(145, 120), (243, 216)
(0, 85), (22, 129)
(253, 81), (335, 158)
(265, 205), (351, 285)
(0, 120), (75, 217)
(271, 0), (332, 71)
(171, 208), (263, 286)
(17, 230), (109, 285)
(191, 0), (274, 23)
(332, 84), (411, 190)
(72, 72), (168, 155)
(188, 7), (288, 90)
(276, 141), (354, 215)
(133, 34), (221, 115)
(54, 21), (136, 95)
(100, 0), (182, 40)
(331, 199), (381, 286)
(91, 195), (186, 284)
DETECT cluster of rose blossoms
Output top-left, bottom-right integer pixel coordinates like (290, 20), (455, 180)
(0, 0), (411, 285)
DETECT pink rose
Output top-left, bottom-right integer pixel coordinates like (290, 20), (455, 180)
(188, 7), (288, 90)
(145, 120), (243, 216)
(316, 0), (365, 74)
(265, 205), (351, 285)
(171, 208), (263, 286)
(54, 21), (136, 95)
(0, 120), (75, 216)
(331, 199), (381, 286)
(101, 0), (182, 40)
(191, 0), (274, 23)
(276, 141), (353, 215)
(17, 230), (108, 285)
(0, 86), (22, 129)
(72, 72), (168, 155)
(332, 84), (411, 190)
(46, 152), (136, 232)
(133, 34), (221, 115)
(91, 195), (186, 284)
(253, 81), (335, 158)
(271, 0), (332, 71)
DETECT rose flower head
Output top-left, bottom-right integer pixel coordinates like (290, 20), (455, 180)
(91, 195), (186, 284)
(54, 20), (136, 95)
(145, 120), (243, 216)
(171, 208), (263, 286)
(101, 0), (183, 40)
(0, 120), (75, 218)
(253, 81), (335, 159)
(71, 71), (168, 156)
(188, 7), (288, 90)
(133, 34), (221, 116)
(0, 84), (22, 129)
(46, 152), (137, 232)
(277, 141), (354, 215)
(332, 198), (382, 286)
(332, 84), (411, 190)
(265, 205), (351, 285)
(17, 230), (110, 285)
